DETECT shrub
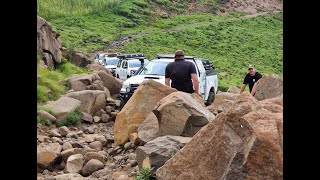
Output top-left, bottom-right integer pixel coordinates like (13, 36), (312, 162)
(37, 115), (52, 126)
(56, 108), (81, 127)
(135, 167), (154, 180)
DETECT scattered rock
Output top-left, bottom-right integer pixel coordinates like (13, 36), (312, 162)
(37, 110), (56, 122)
(65, 154), (84, 173)
(81, 159), (104, 176)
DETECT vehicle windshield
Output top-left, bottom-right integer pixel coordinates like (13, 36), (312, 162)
(138, 61), (170, 76)
(128, 59), (150, 68)
(105, 58), (119, 65)
(98, 54), (105, 60)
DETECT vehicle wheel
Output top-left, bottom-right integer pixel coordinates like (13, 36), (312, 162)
(205, 91), (215, 106)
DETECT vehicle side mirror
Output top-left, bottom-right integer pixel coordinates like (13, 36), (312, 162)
(123, 65), (127, 69)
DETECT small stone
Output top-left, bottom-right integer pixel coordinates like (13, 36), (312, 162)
(49, 129), (61, 137)
(89, 141), (102, 151)
(58, 126), (70, 137)
(124, 142), (132, 150)
(52, 137), (63, 144)
(93, 116), (101, 123)
(62, 142), (73, 151)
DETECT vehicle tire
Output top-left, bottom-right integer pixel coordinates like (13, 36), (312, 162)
(205, 91), (215, 106)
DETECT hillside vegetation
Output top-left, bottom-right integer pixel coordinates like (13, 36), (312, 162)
(37, 0), (282, 92)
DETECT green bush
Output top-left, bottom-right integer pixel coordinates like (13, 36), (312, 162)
(37, 115), (52, 126)
(136, 167), (154, 180)
(56, 108), (82, 127)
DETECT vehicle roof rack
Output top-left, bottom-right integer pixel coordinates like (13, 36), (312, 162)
(155, 54), (195, 59)
(117, 53), (145, 59)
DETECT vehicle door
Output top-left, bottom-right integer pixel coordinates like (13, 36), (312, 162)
(115, 59), (122, 78)
(120, 60), (128, 80)
(194, 59), (206, 98)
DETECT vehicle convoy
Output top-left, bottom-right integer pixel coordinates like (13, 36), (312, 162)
(115, 53), (149, 80)
(119, 54), (218, 106)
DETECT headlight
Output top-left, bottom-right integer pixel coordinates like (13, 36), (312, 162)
(126, 87), (131, 92)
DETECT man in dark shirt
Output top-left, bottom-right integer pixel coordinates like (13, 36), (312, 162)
(240, 64), (262, 95)
(165, 50), (199, 94)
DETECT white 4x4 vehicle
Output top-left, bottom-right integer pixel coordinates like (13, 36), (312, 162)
(115, 53), (149, 80)
(119, 54), (218, 106)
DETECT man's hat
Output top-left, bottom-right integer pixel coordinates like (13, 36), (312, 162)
(248, 64), (254, 69)
(175, 50), (185, 59)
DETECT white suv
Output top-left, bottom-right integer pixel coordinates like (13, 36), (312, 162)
(115, 53), (149, 80)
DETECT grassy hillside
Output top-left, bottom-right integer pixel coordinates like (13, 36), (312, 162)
(37, 0), (282, 92)
(122, 12), (283, 90)
(37, 54), (91, 106)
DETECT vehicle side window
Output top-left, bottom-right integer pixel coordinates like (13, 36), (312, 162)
(117, 60), (122, 68)
(123, 61), (128, 68)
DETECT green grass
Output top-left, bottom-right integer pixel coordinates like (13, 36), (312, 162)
(136, 167), (154, 180)
(37, 0), (282, 91)
(122, 12), (283, 91)
(37, 56), (90, 105)
(37, 115), (52, 126)
(37, 0), (125, 20)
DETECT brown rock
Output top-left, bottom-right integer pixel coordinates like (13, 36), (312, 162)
(87, 64), (112, 75)
(84, 152), (105, 165)
(37, 143), (62, 169)
(153, 91), (215, 137)
(81, 159), (104, 176)
(114, 80), (177, 146)
(254, 74), (283, 101)
(65, 154), (84, 173)
(98, 71), (122, 96)
(89, 141), (102, 151)
(81, 112), (93, 123)
(137, 112), (159, 145)
(69, 52), (91, 67)
(42, 97), (81, 120)
(37, 16), (62, 68)
(156, 94), (282, 179)
(260, 97), (283, 113)
(129, 133), (139, 145)
(37, 110), (56, 122)
(136, 136), (191, 174)
(227, 86), (240, 94)
(206, 92), (239, 112)
(65, 90), (107, 115)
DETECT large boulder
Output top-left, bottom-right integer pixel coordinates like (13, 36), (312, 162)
(68, 74), (94, 91)
(114, 80), (177, 146)
(37, 143), (62, 170)
(207, 92), (240, 112)
(65, 90), (106, 116)
(137, 112), (159, 145)
(97, 71), (122, 96)
(69, 52), (91, 67)
(136, 136), (191, 174)
(37, 16), (62, 68)
(42, 97), (81, 120)
(156, 94), (283, 179)
(87, 64), (112, 75)
(260, 96), (283, 113)
(254, 74), (283, 101)
(227, 86), (240, 94)
(153, 91), (215, 137)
